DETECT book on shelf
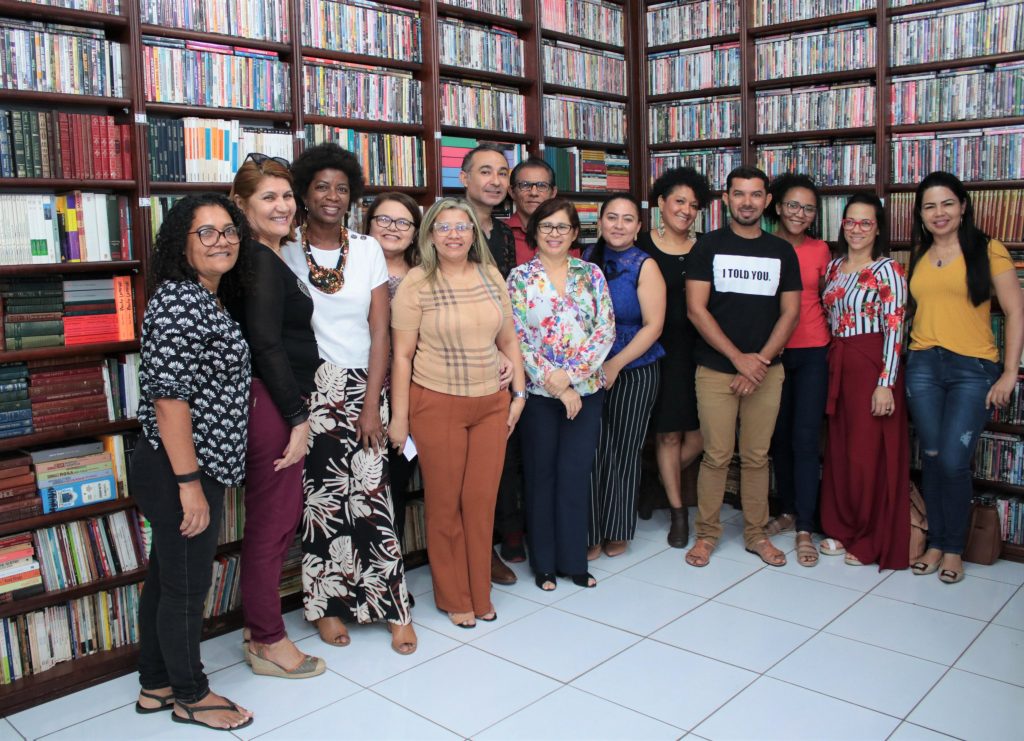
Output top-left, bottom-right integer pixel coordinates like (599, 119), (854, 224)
(755, 82), (876, 134)
(990, 495), (1024, 546)
(758, 139), (876, 187)
(890, 127), (1024, 183)
(148, 118), (293, 184)
(401, 498), (426, 555)
(890, 189), (1024, 245)
(304, 0), (420, 61)
(303, 59), (422, 124)
(140, 0), (289, 42)
(32, 508), (146, 591)
(890, 62), (1024, 126)
(646, 0), (738, 47)
(142, 36), (291, 112)
(543, 41), (626, 96)
(0, 192), (132, 264)
(438, 18), (525, 77)
(0, 279), (63, 350)
(889, 1), (1024, 68)
(306, 125), (425, 188)
(32, 446), (118, 514)
(752, 0), (876, 27)
(651, 148), (742, 191)
(542, 146), (629, 192)
(975, 430), (1024, 486)
(0, 451), (39, 522)
(0, 531), (44, 603)
(651, 200), (726, 236)
(540, 0), (623, 47)
(63, 276), (135, 345)
(277, 536), (302, 597)
(441, 0), (523, 19)
(0, 110), (133, 180)
(440, 135), (527, 189)
(755, 22), (876, 81)
(0, 21), (124, 97)
(17, 0), (121, 12)
(991, 313), (1024, 364)
(543, 94), (626, 144)
(439, 79), (525, 132)
(990, 374), (1024, 425)
(204, 552), (242, 619)
(648, 95), (740, 145)
(647, 43), (740, 95)
(218, 486), (245, 545)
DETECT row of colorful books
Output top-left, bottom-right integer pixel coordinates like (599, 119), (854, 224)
(438, 19), (524, 78)
(757, 140), (877, 187)
(219, 486), (245, 546)
(651, 147), (742, 191)
(890, 128), (1024, 183)
(646, 0), (738, 48)
(204, 552), (242, 619)
(0, 111), (132, 181)
(441, 0), (523, 20)
(543, 95), (626, 144)
(141, 0), (290, 42)
(542, 146), (629, 192)
(0, 279), (134, 350)
(539, 0), (623, 48)
(751, 0), (876, 27)
(755, 83), (876, 134)
(890, 189), (1024, 245)
(889, 0), (1024, 68)
(302, 0), (421, 63)
(975, 431), (1024, 486)
(649, 96), (740, 145)
(20, 0), (120, 12)
(33, 508), (146, 591)
(0, 582), (141, 684)
(755, 22), (876, 81)
(650, 199), (727, 236)
(992, 313), (1024, 365)
(890, 63), (1024, 126)
(990, 495), (1024, 546)
(307, 125), (425, 188)
(440, 136), (526, 188)
(0, 532), (43, 603)
(647, 43), (740, 96)
(0, 21), (124, 98)
(0, 193), (133, 265)
(441, 80), (525, 133)
(303, 60), (422, 125)
(990, 375), (1024, 426)
(543, 41), (626, 97)
(147, 118), (293, 184)
(401, 498), (426, 554)
(142, 37), (291, 112)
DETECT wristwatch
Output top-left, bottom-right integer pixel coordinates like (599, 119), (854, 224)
(511, 390), (527, 399)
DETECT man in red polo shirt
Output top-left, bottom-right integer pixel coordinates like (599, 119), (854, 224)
(505, 158), (558, 266)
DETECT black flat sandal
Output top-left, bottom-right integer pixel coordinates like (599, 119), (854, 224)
(570, 572), (597, 588)
(534, 573), (557, 591)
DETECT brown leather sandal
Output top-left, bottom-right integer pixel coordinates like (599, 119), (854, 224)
(746, 538), (786, 567)
(685, 538), (714, 568)
(795, 532), (818, 567)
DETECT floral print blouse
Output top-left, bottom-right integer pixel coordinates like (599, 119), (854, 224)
(507, 256), (616, 397)
(822, 257), (907, 387)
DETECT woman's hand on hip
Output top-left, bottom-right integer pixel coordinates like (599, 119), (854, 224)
(507, 397), (525, 437)
(179, 481), (210, 537)
(356, 403), (385, 454)
(274, 420), (310, 471)
(987, 372), (1017, 409)
(559, 388), (582, 420)
(871, 386), (895, 417)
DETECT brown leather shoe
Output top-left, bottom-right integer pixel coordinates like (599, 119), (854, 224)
(491, 549), (517, 585)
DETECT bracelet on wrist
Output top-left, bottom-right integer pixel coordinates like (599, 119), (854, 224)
(511, 390), (527, 399)
(175, 470), (202, 484)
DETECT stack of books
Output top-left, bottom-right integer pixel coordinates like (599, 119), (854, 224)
(0, 110), (133, 180)
(0, 454), (41, 525)
(0, 364), (32, 440)
(28, 357), (112, 433)
(30, 442), (118, 515)
(62, 276), (134, 346)
(0, 278), (64, 350)
(33, 509), (146, 590)
(439, 135), (526, 189)
(0, 532), (43, 603)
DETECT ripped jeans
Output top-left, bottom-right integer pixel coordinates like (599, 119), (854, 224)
(904, 347), (1001, 554)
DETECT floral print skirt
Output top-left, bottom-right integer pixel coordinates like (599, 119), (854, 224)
(301, 363), (411, 625)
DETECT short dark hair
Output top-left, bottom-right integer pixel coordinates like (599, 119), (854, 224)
(651, 166), (712, 208)
(365, 191), (422, 268)
(836, 194), (888, 259)
(290, 142), (365, 213)
(511, 157), (555, 187)
(149, 192), (254, 299)
(525, 198), (581, 251)
(726, 165), (770, 192)
(461, 142), (509, 172)
(766, 173), (820, 224)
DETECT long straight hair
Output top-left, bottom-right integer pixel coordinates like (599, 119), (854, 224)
(908, 171), (991, 306)
(587, 192), (642, 271)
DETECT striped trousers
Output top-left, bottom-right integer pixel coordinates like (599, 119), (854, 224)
(589, 362), (660, 545)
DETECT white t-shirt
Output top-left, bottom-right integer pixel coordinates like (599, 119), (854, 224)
(282, 230), (388, 368)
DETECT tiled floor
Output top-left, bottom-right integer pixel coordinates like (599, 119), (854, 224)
(5, 506), (1024, 740)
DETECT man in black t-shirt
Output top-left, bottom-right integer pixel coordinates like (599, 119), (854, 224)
(684, 166), (802, 569)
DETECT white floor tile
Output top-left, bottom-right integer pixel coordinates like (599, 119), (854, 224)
(41, 703), (223, 740)
(963, 557), (1024, 586)
(651, 601), (815, 673)
(471, 608), (639, 682)
(206, 660), (362, 740)
(711, 522), (796, 565)
(409, 588), (542, 642)
(585, 536), (669, 574)
(373, 645), (559, 738)
(775, 542), (894, 593)
(767, 633), (946, 717)
(281, 607), (318, 642)
(693, 677), (899, 741)
(403, 564), (437, 597)
(198, 627), (248, 674)
(992, 586), (1024, 630)
(7, 673), (139, 739)
(571, 639), (756, 730)
(255, 689), (458, 740)
(490, 557), (588, 605)
(908, 669), (1024, 740)
(887, 722), (959, 740)
(0, 720), (23, 741)
(954, 623), (1024, 687)
(554, 573), (704, 635)
(826, 595), (985, 666)
(292, 622), (459, 687)
(632, 508), (672, 543)
(871, 569), (1017, 621)
(622, 547), (762, 599)
(477, 685), (682, 740)
(714, 569), (863, 629)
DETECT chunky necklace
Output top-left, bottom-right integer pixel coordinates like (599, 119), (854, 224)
(302, 224), (350, 294)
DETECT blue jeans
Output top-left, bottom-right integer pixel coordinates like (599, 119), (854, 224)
(771, 345), (829, 533)
(904, 347), (1001, 554)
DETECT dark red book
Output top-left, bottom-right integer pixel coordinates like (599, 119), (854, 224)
(33, 406), (108, 429)
(30, 366), (103, 384)
(0, 484), (36, 501)
(0, 493), (39, 512)
(57, 112), (72, 179)
(0, 465), (30, 481)
(107, 118), (119, 179)
(0, 472), (35, 490)
(120, 126), (132, 179)
(32, 392), (107, 415)
(0, 454), (31, 471)
(0, 502), (43, 524)
(29, 382), (105, 402)
(0, 533), (32, 549)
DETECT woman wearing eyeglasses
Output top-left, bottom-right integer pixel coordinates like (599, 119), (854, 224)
(365, 192), (421, 559)
(904, 171), (1023, 584)
(508, 198), (614, 590)
(389, 198), (526, 628)
(819, 194), (909, 570)
(131, 194), (254, 730)
(281, 143), (415, 655)
(764, 173), (831, 567)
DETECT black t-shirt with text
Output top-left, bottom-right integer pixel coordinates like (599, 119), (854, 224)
(685, 227), (802, 374)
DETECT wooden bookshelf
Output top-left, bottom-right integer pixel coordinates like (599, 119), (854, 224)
(0, 568), (147, 619)
(0, 497), (137, 538)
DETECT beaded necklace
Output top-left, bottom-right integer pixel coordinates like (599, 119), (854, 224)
(302, 224), (350, 294)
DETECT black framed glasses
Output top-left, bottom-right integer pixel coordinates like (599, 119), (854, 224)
(781, 200), (817, 216)
(515, 181), (553, 193)
(245, 152), (290, 170)
(371, 215), (415, 232)
(189, 226), (242, 247)
(537, 222), (573, 235)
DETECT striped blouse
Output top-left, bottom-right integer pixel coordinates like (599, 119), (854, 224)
(822, 257), (907, 387)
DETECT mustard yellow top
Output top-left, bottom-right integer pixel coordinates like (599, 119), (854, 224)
(909, 239), (1014, 363)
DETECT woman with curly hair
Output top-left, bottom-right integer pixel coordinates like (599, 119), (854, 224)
(131, 194), (255, 730)
(819, 194), (909, 570)
(282, 143), (416, 655)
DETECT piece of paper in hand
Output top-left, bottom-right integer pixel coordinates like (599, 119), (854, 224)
(403, 436), (417, 461)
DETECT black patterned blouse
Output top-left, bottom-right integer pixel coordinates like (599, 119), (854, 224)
(138, 280), (252, 486)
